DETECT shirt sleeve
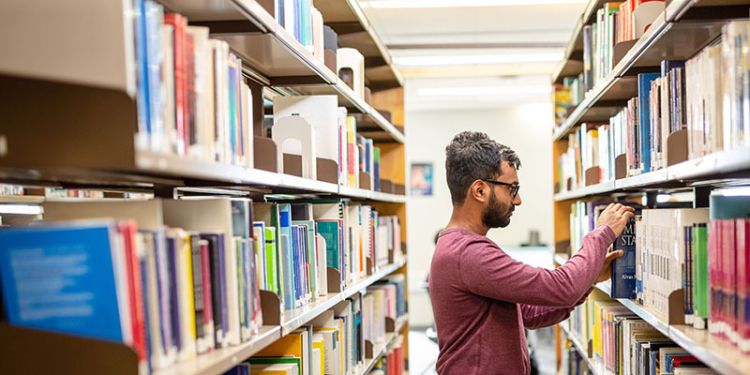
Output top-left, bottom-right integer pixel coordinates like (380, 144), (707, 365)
(520, 304), (572, 329)
(458, 225), (615, 307)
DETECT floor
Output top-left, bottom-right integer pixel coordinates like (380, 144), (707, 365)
(408, 326), (557, 375)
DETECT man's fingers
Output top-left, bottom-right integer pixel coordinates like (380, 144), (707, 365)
(606, 250), (624, 261)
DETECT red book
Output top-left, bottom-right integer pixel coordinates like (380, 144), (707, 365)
(710, 220), (721, 336)
(117, 220), (147, 362)
(200, 241), (214, 339)
(738, 219), (750, 351)
(671, 355), (699, 368)
(725, 220), (738, 343)
(164, 14), (187, 155)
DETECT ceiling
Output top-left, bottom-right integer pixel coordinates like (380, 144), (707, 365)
(358, 0), (587, 109)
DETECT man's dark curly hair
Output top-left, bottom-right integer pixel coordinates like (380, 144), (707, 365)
(445, 131), (521, 205)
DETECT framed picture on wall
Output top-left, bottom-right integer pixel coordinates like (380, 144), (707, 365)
(410, 162), (434, 196)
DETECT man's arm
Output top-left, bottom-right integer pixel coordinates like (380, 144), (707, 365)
(459, 225), (614, 307)
(520, 289), (592, 329)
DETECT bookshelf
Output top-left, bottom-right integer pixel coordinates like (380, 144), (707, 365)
(0, 1), (409, 375)
(552, 0), (750, 373)
(594, 283), (750, 375)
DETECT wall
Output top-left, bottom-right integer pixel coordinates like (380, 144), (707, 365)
(405, 101), (554, 327)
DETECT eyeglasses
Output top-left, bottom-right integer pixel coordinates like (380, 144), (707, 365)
(481, 179), (520, 198)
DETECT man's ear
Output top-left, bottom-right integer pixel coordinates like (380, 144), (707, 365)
(470, 180), (486, 203)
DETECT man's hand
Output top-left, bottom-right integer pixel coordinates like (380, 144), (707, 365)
(596, 203), (636, 237)
(596, 249), (624, 283)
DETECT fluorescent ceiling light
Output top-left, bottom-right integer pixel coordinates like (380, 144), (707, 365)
(417, 85), (552, 97)
(395, 53), (562, 67)
(362, 0), (587, 9)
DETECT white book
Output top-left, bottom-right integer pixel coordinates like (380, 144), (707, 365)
(186, 26), (214, 162)
(211, 40), (230, 163)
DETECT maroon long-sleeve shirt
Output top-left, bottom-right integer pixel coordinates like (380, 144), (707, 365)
(429, 224), (616, 375)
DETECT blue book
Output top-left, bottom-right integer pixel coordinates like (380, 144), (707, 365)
(0, 223), (124, 342)
(638, 73), (660, 172)
(134, 0), (151, 135)
(153, 230), (174, 354)
(291, 225), (302, 305)
(275, 203), (296, 310)
(611, 211), (640, 298)
(145, 1), (164, 143)
(139, 235), (154, 373)
(201, 233), (226, 345)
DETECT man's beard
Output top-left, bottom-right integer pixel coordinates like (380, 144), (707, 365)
(481, 190), (513, 229)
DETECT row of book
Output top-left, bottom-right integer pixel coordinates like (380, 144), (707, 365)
(554, 75), (586, 126)
(581, 1), (664, 94)
(133, 0), (254, 165)
(0, 197), (404, 374)
(558, 21), (750, 192)
(0, 184), (23, 196)
(220, 279), (407, 375)
(565, 291), (719, 375)
(568, 191), (750, 353)
(132, 2), (382, 189)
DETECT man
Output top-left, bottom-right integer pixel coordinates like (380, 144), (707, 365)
(430, 132), (634, 375)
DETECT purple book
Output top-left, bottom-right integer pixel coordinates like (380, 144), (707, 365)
(216, 233), (228, 340)
(166, 235), (182, 351)
(153, 230), (174, 356)
(201, 233), (226, 346)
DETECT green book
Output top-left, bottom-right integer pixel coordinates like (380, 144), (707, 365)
(316, 220), (341, 271)
(248, 357), (302, 375)
(692, 223), (709, 328)
(264, 227), (279, 295)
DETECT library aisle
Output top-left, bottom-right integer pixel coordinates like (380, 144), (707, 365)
(1, 1), (750, 375)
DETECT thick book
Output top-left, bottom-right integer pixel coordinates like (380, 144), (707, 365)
(0, 222), (129, 342)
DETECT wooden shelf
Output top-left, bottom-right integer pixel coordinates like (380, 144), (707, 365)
(0, 195), (45, 204)
(553, 147), (750, 201)
(595, 283), (750, 375)
(554, 181), (616, 201)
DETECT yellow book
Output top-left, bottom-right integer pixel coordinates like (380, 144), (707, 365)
(257, 331), (305, 358)
(312, 337), (325, 375)
(346, 116), (357, 188)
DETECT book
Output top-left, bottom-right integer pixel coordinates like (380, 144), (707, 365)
(611, 211), (639, 299)
(0, 222), (130, 342)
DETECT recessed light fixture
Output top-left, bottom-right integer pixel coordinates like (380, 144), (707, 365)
(395, 52), (563, 67)
(417, 85), (552, 97)
(361, 0), (588, 9)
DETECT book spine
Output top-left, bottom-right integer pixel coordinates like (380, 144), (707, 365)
(120, 222), (147, 363)
(738, 219), (750, 351)
(200, 241), (215, 351)
(164, 14), (186, 155)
